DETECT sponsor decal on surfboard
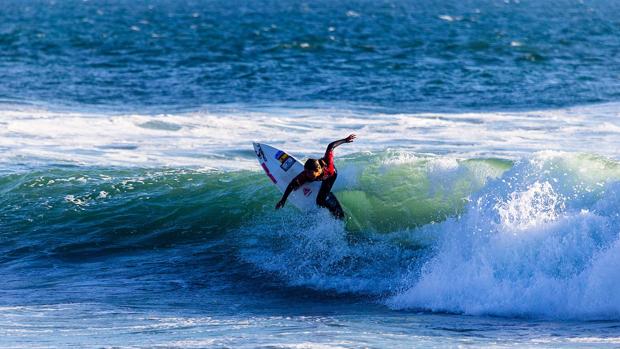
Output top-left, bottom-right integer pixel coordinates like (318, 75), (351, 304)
(275, 150), (296, 171)
(274, 150), (287, 162)
(254, 144), (266, 162)
(280, 157), (295, 171)
(303, 187), (312, 197)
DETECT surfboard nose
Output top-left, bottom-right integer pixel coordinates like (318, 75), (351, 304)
(253, 142), (266, 162)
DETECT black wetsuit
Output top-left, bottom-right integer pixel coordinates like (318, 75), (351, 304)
(316, 171), (344, 219)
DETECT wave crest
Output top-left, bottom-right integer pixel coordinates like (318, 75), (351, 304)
(388, 152), (620, 319)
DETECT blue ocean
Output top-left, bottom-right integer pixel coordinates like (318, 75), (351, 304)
(2, 0), (620, 347)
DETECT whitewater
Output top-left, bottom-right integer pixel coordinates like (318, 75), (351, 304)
(3, 102), (620, 169)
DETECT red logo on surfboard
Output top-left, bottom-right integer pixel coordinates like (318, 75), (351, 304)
(303, 188), (312, 197)
(261, 163), (277, 184)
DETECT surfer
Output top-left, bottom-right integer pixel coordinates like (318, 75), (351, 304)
(275, 134), (356, 219)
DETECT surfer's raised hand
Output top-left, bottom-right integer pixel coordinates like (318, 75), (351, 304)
(325, 134), (357, 155)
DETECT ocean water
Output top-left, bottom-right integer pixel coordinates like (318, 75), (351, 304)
(2, 0), (620, 348)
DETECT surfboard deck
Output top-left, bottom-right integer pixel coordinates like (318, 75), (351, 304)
(253, 142), (343, 217)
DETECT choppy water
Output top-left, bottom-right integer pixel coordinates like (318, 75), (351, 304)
(2, 0), (620, 348)
(2, 0), (620, 110)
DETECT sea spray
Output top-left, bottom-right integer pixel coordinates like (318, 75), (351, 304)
(388, 152), (620, 319)
(237, 209), (431, 295)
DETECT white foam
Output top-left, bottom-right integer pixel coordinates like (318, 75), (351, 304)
(1, 102), (620, 169)
(495, 181), (565, 231)
(387, 153), (620, 319)
(238, 209), (427, 295)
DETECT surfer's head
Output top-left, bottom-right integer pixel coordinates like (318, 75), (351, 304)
(304, 159), (323, 179)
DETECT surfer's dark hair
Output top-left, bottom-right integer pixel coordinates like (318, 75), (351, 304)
(304, 159), (321, 171)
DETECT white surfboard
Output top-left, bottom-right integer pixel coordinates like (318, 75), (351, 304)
(253, 142), (321, 210)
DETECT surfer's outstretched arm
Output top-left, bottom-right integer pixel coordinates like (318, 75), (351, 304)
(275, 174), (305, 209)
(325, 134), (356, 157)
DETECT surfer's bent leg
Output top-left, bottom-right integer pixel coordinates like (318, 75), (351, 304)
(316, 172), (337, 207)
(316, 173), (344, 219)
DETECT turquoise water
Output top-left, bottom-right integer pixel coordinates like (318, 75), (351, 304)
(3, 0), (620, 348)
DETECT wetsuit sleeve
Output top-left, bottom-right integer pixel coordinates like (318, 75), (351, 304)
(278, 172), (307, 206)
(324, 138), (348, 163)
(323, 149), (334, 167)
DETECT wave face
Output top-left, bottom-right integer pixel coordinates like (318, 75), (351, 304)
(0, 153), (506, 259)
(3, 151), (620, 319)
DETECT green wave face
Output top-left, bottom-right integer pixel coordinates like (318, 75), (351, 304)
(337, 153), (512, 232)
(0, 168), (273, 259)
(1, 153), (509, 254)
(5, 152), (619, 263)
(11, 152), (620, 254)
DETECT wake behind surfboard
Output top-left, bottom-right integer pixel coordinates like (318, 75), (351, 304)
(253, 142), (344, 218)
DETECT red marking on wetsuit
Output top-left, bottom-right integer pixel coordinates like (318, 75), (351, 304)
(321, 149), (336, 179)
(261, 163), (277, 183)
